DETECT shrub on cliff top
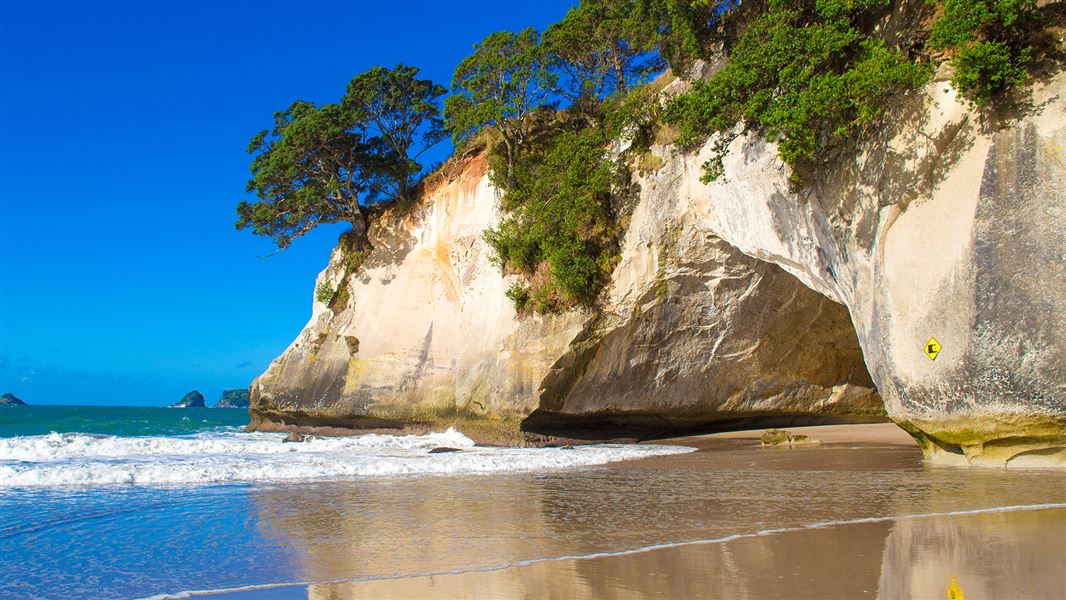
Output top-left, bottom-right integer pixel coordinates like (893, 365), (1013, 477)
(930, 0), (1038, 106)
(485, 125), (622, 312)
(664, 0), (931, 183)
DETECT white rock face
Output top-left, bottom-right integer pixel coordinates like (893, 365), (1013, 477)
(529, 138), (882, 436)
(251, 71), (1065, 463)
(250, 156), (588, 433)
(685, 74), (1066, 465)
(251, 152), (881, 441)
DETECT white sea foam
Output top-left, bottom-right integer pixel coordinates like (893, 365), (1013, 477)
(0, 429), (693, 487)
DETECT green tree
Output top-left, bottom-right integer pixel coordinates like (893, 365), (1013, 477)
(632, 0), (730, 71)
(444, 27), (549, 188)
(930, 0), (1037, 106)
(237, 100), (395, 250)
(342, 64), (447, 202)
(665, 0), (930, 182)
(542, 0), (663, 107)
(485, 125), (620, 311)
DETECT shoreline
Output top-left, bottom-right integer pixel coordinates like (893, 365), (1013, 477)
(173, 424), (1066, 600)
(12, 422), (1059, 599)
(247, 410), (903, 448)
(176, 503), (1066, 600)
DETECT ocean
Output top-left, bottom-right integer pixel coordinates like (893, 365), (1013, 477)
(1, 408), (1064, 599)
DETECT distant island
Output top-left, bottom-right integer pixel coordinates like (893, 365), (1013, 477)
(0, 393), (27, 406)
(215, 389), (249, 408)
(170, 390), (206, 408)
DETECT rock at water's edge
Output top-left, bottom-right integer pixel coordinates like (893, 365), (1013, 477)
(0, 393), (27, 406)
(215, 388), (250, 408)
(170, 390), (206, 408)
(428, 447), (463, 454)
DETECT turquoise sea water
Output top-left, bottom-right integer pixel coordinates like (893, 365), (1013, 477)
(0, 404), (698, 598)
(0, 405), (249, 438)
(2, 407), (1064, 599)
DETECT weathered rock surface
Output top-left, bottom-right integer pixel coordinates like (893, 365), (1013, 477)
(677, 73), (1066, 465)
(251, 153), (882, 442)
(0, 393), (27, 406)
(250, 155), (588, 441)
(526, 142), (882, 438)
(170, 390), (205, 408)
(250, 55), (1065, 465)
(215, 388), (250, 408)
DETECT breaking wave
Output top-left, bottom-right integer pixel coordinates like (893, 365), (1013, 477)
(0, 428), (693, 487)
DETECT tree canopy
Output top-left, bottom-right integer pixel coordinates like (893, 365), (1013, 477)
(342, 64), (447, 202)
(238, 65), (447, 250)
(237, 100), (395, 250)
(542, 0), (663, 107)
(444, 27), (550, 188)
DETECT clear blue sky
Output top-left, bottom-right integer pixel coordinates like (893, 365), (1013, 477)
(0, 0), (574, 406)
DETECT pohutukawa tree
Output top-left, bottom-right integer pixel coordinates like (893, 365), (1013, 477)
(237, 100), (394, 250)
(342, 64), (447, 203)
(444, 27), (549, 188)
(238, 65), (447, 250)
(542, 0), (663, 107)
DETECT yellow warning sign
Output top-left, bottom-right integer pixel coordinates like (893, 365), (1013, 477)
(924, 337), (941, 361)
(947, 577), (965, 600)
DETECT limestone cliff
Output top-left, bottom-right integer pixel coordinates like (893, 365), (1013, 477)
(251, 64), (1065, 466)
(250, 156), (588, 441)
(249, 150), (881, 443)
(674, 72), (1066, 466)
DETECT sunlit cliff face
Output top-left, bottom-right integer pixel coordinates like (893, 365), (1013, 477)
(252, 70), (1066, 466)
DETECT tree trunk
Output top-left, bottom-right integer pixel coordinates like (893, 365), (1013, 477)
(612, 43), (626, 93)
(348, 204), (372, 251)
(501, 134), (516, 190)
(397, 164), (409, 203)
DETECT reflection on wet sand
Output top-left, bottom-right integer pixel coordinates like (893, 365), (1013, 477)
(252, 477), (554, 581)
(880, 508), (1066, 600)
(298, 509), (1065, 599)
(242, 427), (1066, 599)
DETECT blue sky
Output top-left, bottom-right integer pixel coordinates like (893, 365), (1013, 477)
(0, 0), (574, 406)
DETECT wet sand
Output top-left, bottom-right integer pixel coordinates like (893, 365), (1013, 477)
(196, 424), (1066, 600)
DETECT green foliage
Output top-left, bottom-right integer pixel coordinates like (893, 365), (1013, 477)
(951, 42), (1030, 106)
(237, 101), (393, 249)
(315, 282), (335, 303)
(603, 73), (675, 152)
(338, 230), (368, 273)
(444, 28), (550, 188)
(542, 0), (663, 107)
(505, 281), (531, 313)
(664, 0), (930, 182)
(631, 0), (731, 71)
(331, 284), (350, 310)
(342, 64), (447, 201)
(239, 65), (447, 250)
(485, 125), (621, 311)
(930, 0), (1038, 106)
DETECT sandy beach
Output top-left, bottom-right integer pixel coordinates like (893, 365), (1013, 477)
(195, 424), (1066, 599)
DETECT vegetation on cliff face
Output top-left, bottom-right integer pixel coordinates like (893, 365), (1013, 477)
(665, 0), (932, 183)
(486, 124), (621, 312)
(237, 0), (1050, 311)
(444, 28), (551, 189)
(451, 1), (691, 312)
(930, 0), (1039, 107)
